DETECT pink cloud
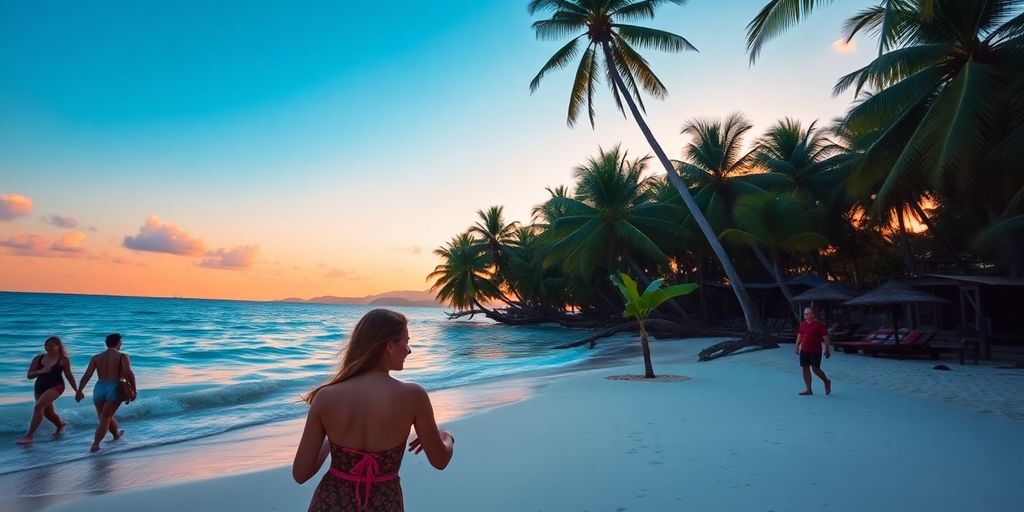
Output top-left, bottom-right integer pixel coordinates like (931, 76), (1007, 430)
(0, 194), (33, 221)
(50, 231), (87, 253)
(831, 38), (857, 54)
(325, 266), (363, 280)
(199, 245), (260, 270)
(0, 232), (49, 254)
(123, 215), (206, 256)
(42, 214), (79, 228)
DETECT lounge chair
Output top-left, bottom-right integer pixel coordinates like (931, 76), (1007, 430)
(833, 328), (894, 354)
(862, 330), (940, 359)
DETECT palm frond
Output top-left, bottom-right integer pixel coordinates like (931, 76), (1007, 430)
(833, 43), (949, 96)
(531, 35), (586, 92)
(532, 18), (589, 41)
(612, 24), (697, 53)
(746, 0), (838, 64)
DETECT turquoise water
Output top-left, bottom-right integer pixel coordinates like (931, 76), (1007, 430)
(0, 292), (629, 501)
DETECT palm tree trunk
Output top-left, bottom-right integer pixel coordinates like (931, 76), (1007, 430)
(750, 244), (799, 323)
(908, 201), (969, 273)
(600, 42), (765, 334)
(639, 321), (655, 378)
(895, 206), (916, 274)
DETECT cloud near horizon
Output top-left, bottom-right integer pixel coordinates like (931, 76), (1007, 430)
(50, 231), (87, 253)
(42, 214), (78, 228)
(0, 230), (90, 258)
(199, 245), (260, 270)
(0, 232), (48, 254)
(324, 266), (363, 280)
(392, 245), (423, 255)
(0, 194), (33, 220)
(123, 215), (206, 256)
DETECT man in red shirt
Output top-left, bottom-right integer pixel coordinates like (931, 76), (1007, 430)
(795, 307), (832, 395)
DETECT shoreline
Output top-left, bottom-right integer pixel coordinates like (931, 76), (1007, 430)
(36, 338), (1024, 512)
(0, 333), (648, 512)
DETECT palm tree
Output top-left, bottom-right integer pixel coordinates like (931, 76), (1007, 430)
(468, 206), (520, 294)
(428, 233), (502, 311)
(678, 113), (790, 233)
(753, 118), (841, 203)
(541, 146), (678, 280)
(529, 0), (768, 334)
(745, 0), (934, 63)
(721, 192), (830, 320)
(839, 1), (1024, 233)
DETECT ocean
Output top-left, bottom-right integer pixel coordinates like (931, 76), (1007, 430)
(0, 291), (636, 507)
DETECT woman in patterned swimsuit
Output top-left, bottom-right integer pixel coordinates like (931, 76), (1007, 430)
(294, 309), (455, 511)
(17, 336), (78, 445)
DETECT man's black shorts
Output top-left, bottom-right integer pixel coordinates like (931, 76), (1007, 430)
(800, 351), (822, 368)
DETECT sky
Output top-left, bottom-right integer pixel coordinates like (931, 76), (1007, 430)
(0, 0), (877, 301)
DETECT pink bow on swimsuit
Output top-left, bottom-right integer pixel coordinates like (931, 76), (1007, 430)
(329, 448), (398, 508)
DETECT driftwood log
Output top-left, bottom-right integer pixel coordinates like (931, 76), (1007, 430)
(697, 331), (779, 361)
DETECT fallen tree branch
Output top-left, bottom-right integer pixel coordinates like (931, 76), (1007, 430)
(698, 331), (778, 361)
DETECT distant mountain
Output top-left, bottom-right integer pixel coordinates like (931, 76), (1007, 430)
(277, 290), (443, 308)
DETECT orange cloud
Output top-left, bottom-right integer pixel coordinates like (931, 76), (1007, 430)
(0, 232), (49, 254)
(0, 193), (33, 220)
(831, 38), (857, 54)
(199, 245), (260, 270)
(50, 231), (87, 253)
(123, 215), (206, 256)
(325, 266), (363, 280)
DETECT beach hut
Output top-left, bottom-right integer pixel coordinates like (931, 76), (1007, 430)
(791, 282), (864, 325)
(845, 281), (946, 342)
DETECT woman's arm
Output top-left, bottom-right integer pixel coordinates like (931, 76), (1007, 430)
(292, 398), (327, 484)
(26, 355), (42, 379)
(409, 384), (454, 470)
(61, 357), (78, 392)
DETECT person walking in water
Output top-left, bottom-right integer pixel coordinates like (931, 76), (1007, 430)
(76, 333), (136, 452)
(17, 336), (78, 445)
(293, 309), (454, 511)
(796, 307), (832, 396)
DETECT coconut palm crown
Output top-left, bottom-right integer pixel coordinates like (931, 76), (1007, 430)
(528, 0), (697, 127)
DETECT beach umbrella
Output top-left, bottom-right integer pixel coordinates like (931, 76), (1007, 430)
(792, 282), (864, 324)
(844, 281), (946, 341)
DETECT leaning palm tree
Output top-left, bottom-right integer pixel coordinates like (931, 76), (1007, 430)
(529, 0), (769, 337)
(721, 192), (830, 321)
(428, 233), (503, 311)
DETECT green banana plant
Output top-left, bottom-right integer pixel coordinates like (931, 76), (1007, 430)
(610, 273), (697, 378)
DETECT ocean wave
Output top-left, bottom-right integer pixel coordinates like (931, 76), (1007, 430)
(0, 377), (320, 434)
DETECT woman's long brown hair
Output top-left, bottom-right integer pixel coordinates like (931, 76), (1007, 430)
(45, 336), (69, 360)
(303, 309), (407, 404)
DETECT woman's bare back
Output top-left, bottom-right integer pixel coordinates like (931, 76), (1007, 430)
(313, 373), (417, 451)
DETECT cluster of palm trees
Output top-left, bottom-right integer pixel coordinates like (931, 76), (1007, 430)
(429, 0), (1023, 340)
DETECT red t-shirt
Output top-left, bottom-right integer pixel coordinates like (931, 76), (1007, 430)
(798, 320), (828, 353)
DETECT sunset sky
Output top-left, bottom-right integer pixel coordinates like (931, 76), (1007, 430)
(0, 0), (875, 301)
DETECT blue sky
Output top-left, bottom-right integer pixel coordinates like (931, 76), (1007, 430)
(0, 0), (877, 299)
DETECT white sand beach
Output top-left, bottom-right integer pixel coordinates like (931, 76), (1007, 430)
(44, 338), (1024, 512)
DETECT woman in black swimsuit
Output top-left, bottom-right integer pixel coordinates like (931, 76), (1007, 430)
(17, 336), (78, 445)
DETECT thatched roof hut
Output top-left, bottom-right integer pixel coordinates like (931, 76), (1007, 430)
(792, 282), (864, 303)
(845, 281), (946, 306)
